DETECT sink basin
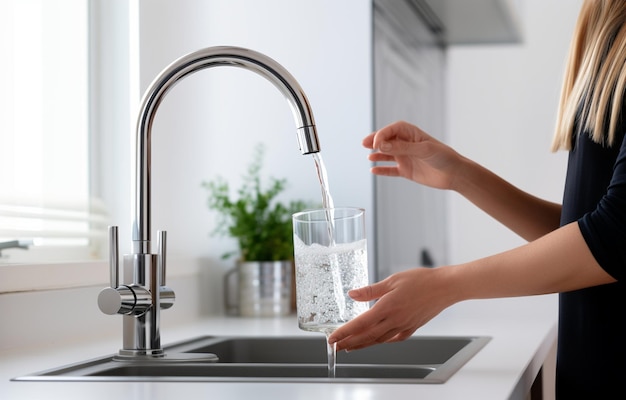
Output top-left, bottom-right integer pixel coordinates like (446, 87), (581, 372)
(13, 335), (489, 384)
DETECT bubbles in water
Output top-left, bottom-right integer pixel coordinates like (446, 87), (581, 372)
(295, 237), (369, 332)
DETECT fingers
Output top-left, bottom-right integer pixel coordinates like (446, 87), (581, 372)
(362, 132), (376, 149)
(368, 151), (394, 161)
(349, 279), (390, 302)
(327, 310), (377, 343)
(372, 121), (423, 150)
(367, 153), (402, 177)
(328, 305), (416, 352)
(375, 136), (429, 157)
(370, 166), (401, 177)
(345, 329), (415, 351)
(327, 310), (393, 351)
(366, 135), (403, 177)
(363, 122), (418, 151)
(328, 270), (433, 352)
(329, 286), (406, 350)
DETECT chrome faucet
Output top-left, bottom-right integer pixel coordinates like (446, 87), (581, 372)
(97, 46), (320, 361)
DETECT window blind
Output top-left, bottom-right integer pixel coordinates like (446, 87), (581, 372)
(0, 0), (108, 263)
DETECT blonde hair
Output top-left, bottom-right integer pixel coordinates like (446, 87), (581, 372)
(552, 0), (626, 151)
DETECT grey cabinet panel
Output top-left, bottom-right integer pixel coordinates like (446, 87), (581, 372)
(373, 0), (447, 279)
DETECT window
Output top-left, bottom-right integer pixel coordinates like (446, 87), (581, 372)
(0, 0), (108, 264)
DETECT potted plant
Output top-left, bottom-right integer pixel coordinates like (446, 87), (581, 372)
(202, 144), (309, 317)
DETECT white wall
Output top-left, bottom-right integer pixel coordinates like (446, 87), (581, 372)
(445, 0), (583, 264)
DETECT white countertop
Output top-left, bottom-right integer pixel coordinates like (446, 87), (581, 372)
(0, 294), (557, 400)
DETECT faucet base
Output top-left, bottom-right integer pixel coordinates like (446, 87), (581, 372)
(113, 352), (219, 363)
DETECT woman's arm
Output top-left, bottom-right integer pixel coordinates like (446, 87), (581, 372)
(364, 121), (562, 241)
(328, 222), (615, 352)
(452, 157), (562, 241)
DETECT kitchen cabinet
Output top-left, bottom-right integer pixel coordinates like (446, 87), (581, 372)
(373, 0), (448, 277)
(422, 0), (522, 44)
(373, 0), (521, 278)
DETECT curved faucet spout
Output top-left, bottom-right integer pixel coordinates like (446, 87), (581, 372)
(133, 46), (320, 252)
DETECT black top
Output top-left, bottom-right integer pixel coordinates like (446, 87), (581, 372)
(557, 125), (626, 398)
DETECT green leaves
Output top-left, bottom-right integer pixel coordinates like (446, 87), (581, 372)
(202, 144), (309, 261)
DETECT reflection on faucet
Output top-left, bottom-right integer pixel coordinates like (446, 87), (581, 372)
(0, 239), (33, 257)
(97, 46), (321, 361)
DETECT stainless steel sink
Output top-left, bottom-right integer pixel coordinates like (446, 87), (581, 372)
(13, 335), (489, 384)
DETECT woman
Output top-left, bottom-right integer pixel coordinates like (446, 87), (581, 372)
(328, 0), (626, 397)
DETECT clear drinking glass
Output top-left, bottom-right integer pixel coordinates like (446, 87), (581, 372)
(292, 207), (369, 378)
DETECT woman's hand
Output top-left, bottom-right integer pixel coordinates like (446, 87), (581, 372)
(327, 267), (457, 352)
(366, 121), (563, 240)
(363, 121), (466, 191)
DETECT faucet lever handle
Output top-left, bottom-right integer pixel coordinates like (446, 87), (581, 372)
(109, 226), (120, 288)
(157, 230), (166, 287)
(156, 230), (175, 310)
